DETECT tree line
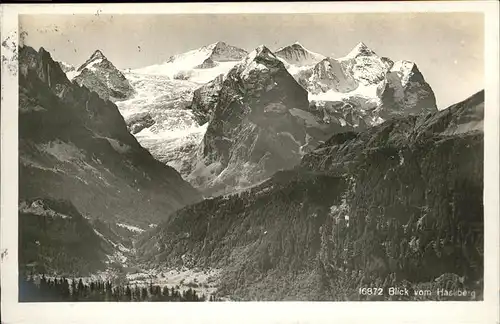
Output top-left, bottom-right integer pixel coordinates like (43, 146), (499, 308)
(19, 275), (223, 302)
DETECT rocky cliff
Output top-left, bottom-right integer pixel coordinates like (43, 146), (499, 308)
(187, 46), (320, 195)
(189, 74), (224, 125)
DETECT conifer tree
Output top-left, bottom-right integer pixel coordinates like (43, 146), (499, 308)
(125, 285), (132, 302)
(77, 278), (85, 300)
(134, 285), (141, 301)
(113, 287), (121, 301)
(61, 278), (70, 301)
(162, 286), (170, 301)
(141, 287), (148, 301)
(149, 281), (154, 296)
(39, 274), (49, 301)
(155, 285), (162, 301)
(105, 281), (113, 301)
(71, 278), (77, 301)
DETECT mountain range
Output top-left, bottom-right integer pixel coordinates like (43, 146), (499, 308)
(66, 41), (437, 195)
(19, 40), (483, 301)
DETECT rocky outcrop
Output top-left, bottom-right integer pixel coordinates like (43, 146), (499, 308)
(138, 90), (484, 301)
(18, 46), (202, 228)
(195, 57), (217, 69)
(126, 112), (156, 134)
(189, 74), (224, 125)
(72, 50), (135, 101)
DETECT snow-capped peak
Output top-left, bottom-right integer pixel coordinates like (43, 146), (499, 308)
(203, 42), (221, 50)
(77, 49), (109, 72)
(131, 42), (247, 82)
(207, 41), (248, 62)
(232, 45), (282, 79)
(200, 41), (229, 53)
(206, 41), (228, 49)
(89, 49), (106, 61)
(274, 42), (325, 66)
(255, 45), (272, 54)
(344, 42), (377, 59)
(246, 45), (277, 62)
(276, 41), (305, 51)
(355, 41), (368, 49)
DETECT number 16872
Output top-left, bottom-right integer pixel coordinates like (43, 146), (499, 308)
(359, 288), (384, 295)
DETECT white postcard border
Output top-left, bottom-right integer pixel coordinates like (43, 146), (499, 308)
(1, 2), (498, 324)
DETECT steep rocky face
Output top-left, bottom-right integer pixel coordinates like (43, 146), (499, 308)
(19, 46), (202, 228)
(188, 46), (316, 195)
(381, 60), (437, 116)
(274, 42), (325, 66)
(307, 58), (359, 93)
(138, 91), (483, 301)
(72, 50), (135, 101)
(189, 74), (224, 125)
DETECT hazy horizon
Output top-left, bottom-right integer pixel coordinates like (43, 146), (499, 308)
(19, 13), (484, 108)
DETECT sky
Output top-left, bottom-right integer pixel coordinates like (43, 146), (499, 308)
(19, 13), (484, 108)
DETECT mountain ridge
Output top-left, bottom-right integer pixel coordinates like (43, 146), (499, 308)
(19, 45), (202, 227)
